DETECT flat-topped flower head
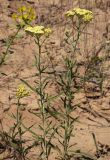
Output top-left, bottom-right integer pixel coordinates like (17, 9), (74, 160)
(73, 8), (93, 22)
(83, 13), (93, 22)
(12, 6), (36, 27)
(65, 8), (93, 23)
(16, 84), (29, 99)
(25, 26), (44, 36)
(25, 26), (52, 37)
(65, 10), (75, 17)
(73, 8), (92, 16)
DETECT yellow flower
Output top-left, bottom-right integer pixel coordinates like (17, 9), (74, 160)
(34, 26), (45, 31)
(12, 6), (36, 27)
(25, 26), (52, 37)
(65, 8), (93, 22)
(22, 14), (28, 20)
(27, 7), (36, 20)
(44, 28), (52, 36)
(73, 8), (93, 22)
(16, 84), (29, 99)
(65, 10), (75, 17)
(73, 8), (86, 16)
(18, 6), (27, 12)
(25, 26), (45, 36)
(83, 13), (93, 22)
(12, 13), (18, 20)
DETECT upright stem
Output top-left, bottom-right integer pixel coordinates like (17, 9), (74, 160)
(63, 22), (85, 159)
(63, 60), (73, 159)
(0, 27), (20, 66)
(37, 37), (47, 160)
(17, 98), (25, 160)
(64, 106), (70, 159)
(17, 98), (20, 124)
(72, 22), (86, 58)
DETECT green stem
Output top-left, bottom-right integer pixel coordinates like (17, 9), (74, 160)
(64, 113), (69, 159)
(37, 38), (48, 160)
(17, 99), (26, 160)
(72, 22), (86, 58)
(0, 27), (20, 66)
(63, 63), (73, 159)
(17, 98), (20, 124)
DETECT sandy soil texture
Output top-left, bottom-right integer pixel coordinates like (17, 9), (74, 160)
(0, 0), (110, 160)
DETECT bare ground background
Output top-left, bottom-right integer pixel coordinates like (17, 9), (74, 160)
(0, 0), (110, 159)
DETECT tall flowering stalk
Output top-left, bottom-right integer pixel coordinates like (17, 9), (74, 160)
(0, 84), (30, 160)
(23, 25), (56, 160)
(49, 8), (93, 160)
(65, 8), (93, 57)
(14, 84), (30, 160)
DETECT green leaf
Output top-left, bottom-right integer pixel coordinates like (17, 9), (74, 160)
(22, 123), (39, 139)
(20, 78), (36, 92)
(39, 125), (44, 131)
(47, 92), (63, 102)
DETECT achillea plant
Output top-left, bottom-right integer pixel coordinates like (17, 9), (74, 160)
(12, 6), (36, 28)
(16, 84), (29, 99)
(0, 84), (31, 160)
(47, 8), (94, 160)
(26, 7), (95, 160)
(0, 5), (98, 160)
(21, 25), (56, 160)
(0, 6), (36, 66)
(0, 27), (20, 66)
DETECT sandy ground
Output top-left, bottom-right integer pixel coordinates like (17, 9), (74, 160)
(0, 0), (110, 159)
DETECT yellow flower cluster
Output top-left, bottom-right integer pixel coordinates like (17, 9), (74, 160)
(82, 13), (93, 22)
(65, 10), (75, 17)
(65, 8), (93, 22)
(12, 6), (36, 27)
(16, 84), (29, 99)
(25, 25), (52, 37)
(44, 28), (52, 36)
